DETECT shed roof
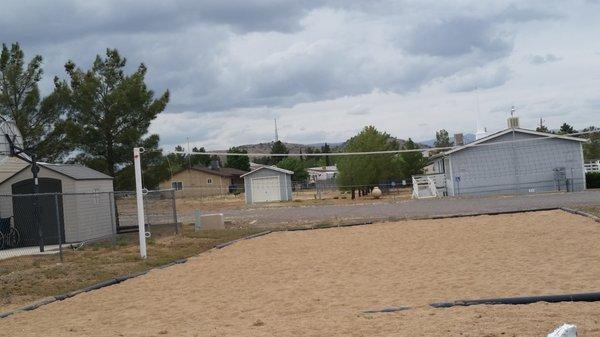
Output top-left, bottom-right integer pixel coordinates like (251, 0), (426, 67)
(240, 166), (294, 178)
(432, 128), (587, 159)
(38, 163), (113, 180)
(173, 166), (248, 178)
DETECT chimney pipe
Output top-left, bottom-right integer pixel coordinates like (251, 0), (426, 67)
(454, 133), (464, 146)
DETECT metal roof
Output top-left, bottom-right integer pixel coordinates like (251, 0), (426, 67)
(240, 165), (294, 178)
(38, 163), (113, 180)
(431, 128), (587, 159)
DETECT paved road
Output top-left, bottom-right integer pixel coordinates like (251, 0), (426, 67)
(215, 190), (600, 228)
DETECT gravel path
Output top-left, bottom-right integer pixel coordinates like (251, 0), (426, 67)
(213, 190), (600, 227)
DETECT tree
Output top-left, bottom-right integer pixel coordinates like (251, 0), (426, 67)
(0, 42), (68, 161)
(226, 146), (250, 171)
(582, 126), (600, 161)
(336, 126), (401, 199)
(434, 129), (453, 148)
(558, 123), (576, 135)
(270, 140), (288, 164)
(321, 143), (332, 166)
(536, 125), (549, 133)
(276, 157), (308, 182)
(57, 49), (169, 179)
(398, 138), (427, 179)
(114, 135), (170, 190)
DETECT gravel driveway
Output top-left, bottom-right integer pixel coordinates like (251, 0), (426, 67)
(209, 190), (600, 228)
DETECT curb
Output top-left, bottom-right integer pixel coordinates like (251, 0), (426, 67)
(560, 207), (600, 222)
(214, 230), (272, 249)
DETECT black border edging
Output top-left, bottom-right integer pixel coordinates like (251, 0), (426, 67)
(363, 306), (411, 314)
(430, 291), (600, 308)
(214, 230), (272, 249)
(560, 207), (600, 222)
(1, 207), (592, 319)
(0, 261), (185, 319)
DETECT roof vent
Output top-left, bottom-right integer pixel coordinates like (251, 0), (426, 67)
(507, 105), (519, 129)
(507, 116), (519, 129)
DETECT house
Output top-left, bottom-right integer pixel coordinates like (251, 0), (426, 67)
(241, 166), (293, 204)
(159, 162), (247, 197)
(420, 118), (587, 197)
(0, 161), (115, 246)
(307, 165), (338, 183)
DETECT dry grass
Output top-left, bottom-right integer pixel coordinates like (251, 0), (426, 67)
(577, 205), (600, 217)
(0, 225), (263, 313)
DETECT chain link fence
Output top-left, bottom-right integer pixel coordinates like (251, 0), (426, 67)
(114, 189), (179, 235)
(0, 192), (117, 261)
(0, 189), (179, 261)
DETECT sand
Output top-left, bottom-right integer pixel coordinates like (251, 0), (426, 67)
(2, 210), (600, 336)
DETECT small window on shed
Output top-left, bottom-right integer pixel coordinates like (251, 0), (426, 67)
(171, 181), (183, 190)
(207, 178), (213, 184)
(93, 188), (101, 205)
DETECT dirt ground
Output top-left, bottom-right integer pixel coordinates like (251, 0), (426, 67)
(2, 210), (600, 336)
(172, 188), (412, 213)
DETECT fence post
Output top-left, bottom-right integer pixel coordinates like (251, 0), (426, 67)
(54, 194), (63, 262)
(134, 147), (147, 259)
(108, 192), (117, 246)
(171, 189), (179, 234)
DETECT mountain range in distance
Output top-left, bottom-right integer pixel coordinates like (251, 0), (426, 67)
(209, 134), (476, 155)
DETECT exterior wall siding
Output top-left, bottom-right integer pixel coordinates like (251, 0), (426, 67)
(71, 179), (115, 242)
(159, 169), (232, 198)
(447, 132), (585, 196)
(0, 167), (114, 243)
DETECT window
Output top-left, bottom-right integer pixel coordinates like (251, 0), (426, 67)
(207, 178), (213, 184)
(93, 188), (101, 204)
(171, 181), (183, 191)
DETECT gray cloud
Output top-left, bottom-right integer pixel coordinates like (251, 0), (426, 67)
(0, 0), (326, 45)
(528, 54), (562, 65)
(405, 18), (512, 58)
(3, 0), (594, 148)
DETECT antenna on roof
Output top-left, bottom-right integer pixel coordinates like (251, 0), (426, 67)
(475, 88), (487, 140)
(274, 117), (279, 142)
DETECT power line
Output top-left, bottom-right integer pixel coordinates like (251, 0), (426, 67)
(163, 129), (598, 157)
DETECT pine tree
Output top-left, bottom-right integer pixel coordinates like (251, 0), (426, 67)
(226, 147), (250, 171)
(434, 129), (453, 148)
(270, 140), (288, 164)
(0, 42), (68, 161)
(56, 49), (169, 178)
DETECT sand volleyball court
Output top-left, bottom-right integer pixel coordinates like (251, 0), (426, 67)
(2, 210), (600, 336)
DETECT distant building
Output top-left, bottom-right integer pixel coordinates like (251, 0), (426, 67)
(307, 165), (338, 183)
(423, 121), (587, 197)
(241, 166), (293, 204)
(160, 162), (247, 197)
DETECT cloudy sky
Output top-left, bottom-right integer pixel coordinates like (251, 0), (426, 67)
(2, 1), (599, 150)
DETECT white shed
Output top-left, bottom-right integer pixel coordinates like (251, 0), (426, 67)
(241, 166), (293, 204)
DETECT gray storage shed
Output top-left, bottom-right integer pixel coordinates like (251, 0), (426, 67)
(429, 127), (587, 196)
(241, 166), (293, 204)
(0, 162), (115, 245)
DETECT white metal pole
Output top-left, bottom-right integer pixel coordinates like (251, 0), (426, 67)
(133, 147), (147, 259)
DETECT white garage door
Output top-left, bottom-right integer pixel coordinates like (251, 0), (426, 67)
(251, 176), (280, 203)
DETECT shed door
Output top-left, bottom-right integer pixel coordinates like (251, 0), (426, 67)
(251, 176), (280, 203)
(11, 178), (65, 246)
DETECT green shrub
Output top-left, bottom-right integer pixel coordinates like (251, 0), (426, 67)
(587, 172), (600, 189)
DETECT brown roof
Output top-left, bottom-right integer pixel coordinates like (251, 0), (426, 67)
(175, 166), (248, 178)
